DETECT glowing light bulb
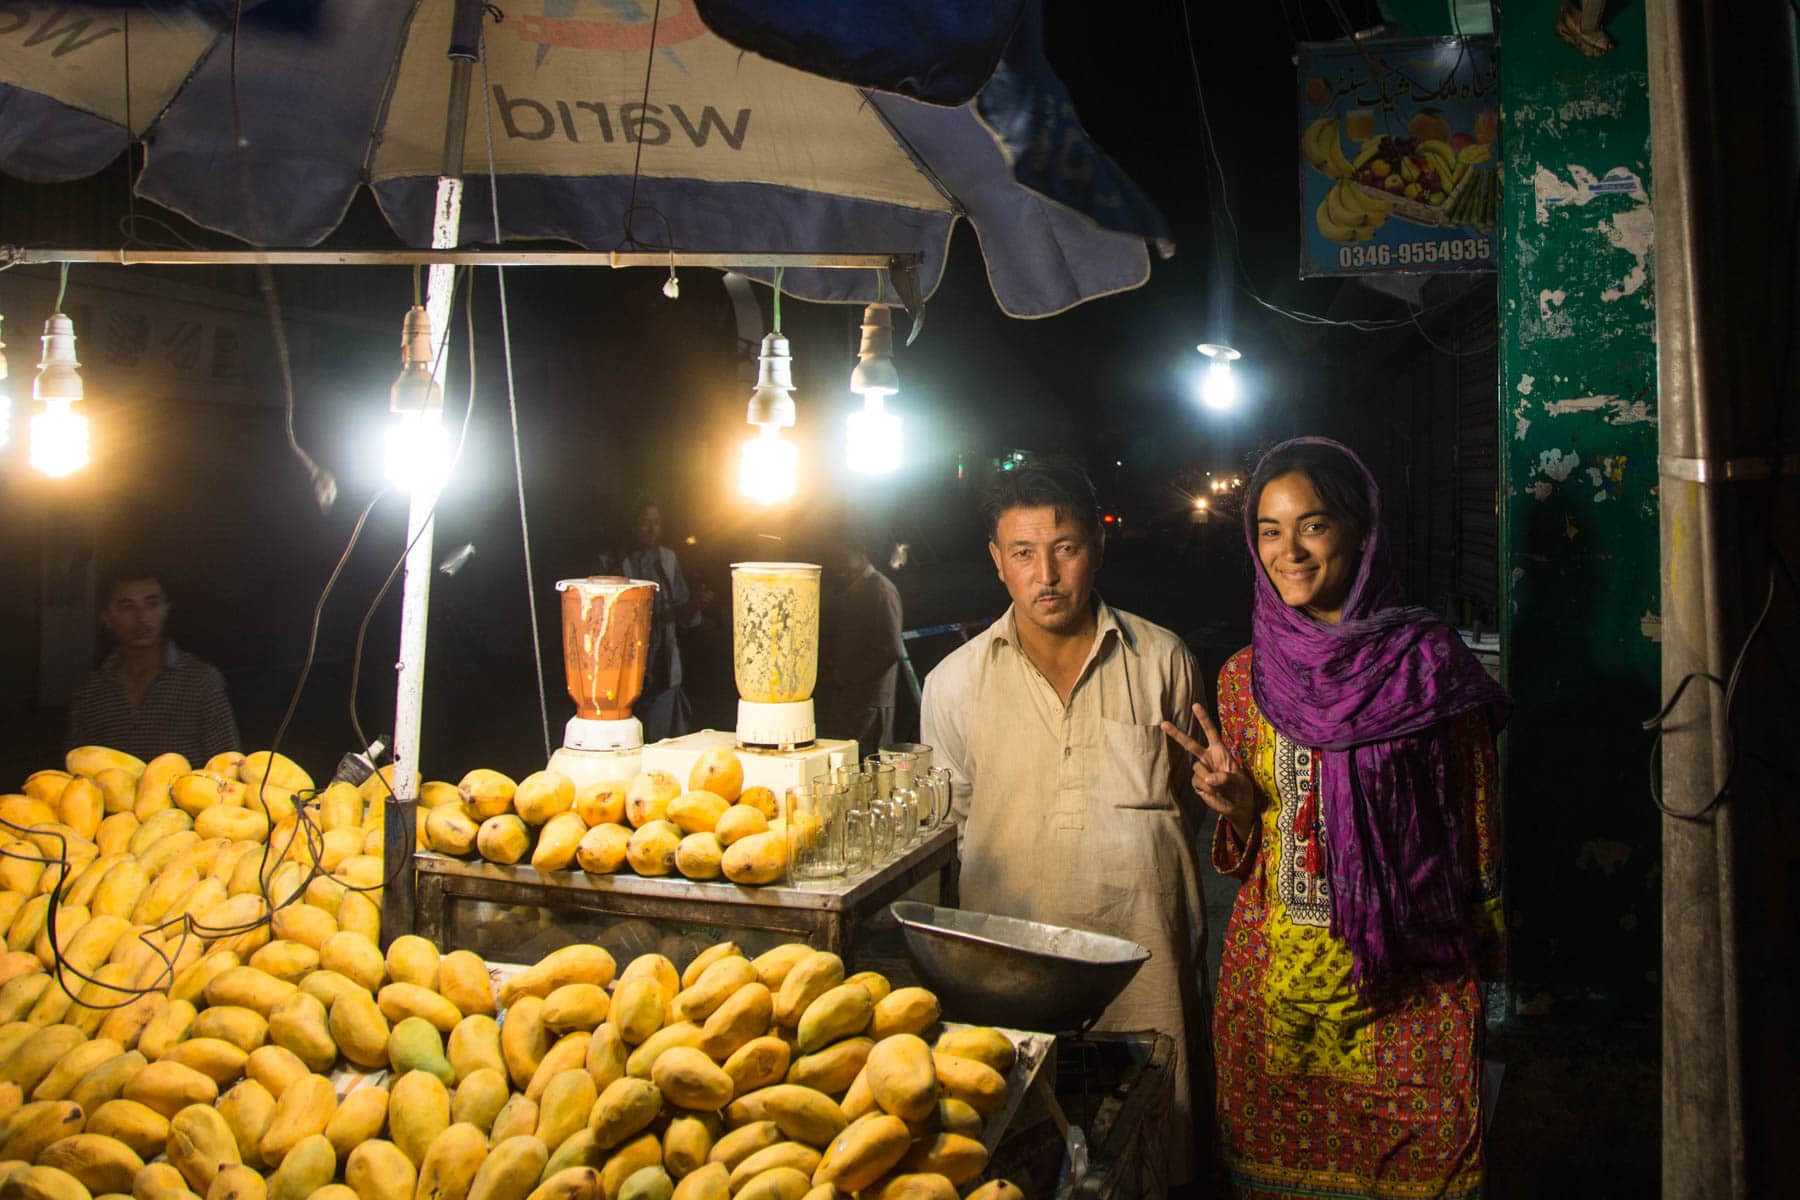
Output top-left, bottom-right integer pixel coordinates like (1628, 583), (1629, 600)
(846, 393), (902, 476)
(31, 313), (88, 477)
(1195, 343), (1243, 412)
(740, 422), (797, 504)
(384, 408), (450, 492)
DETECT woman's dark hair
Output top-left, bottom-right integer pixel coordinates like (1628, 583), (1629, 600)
(1246, 441), (1373, 543)
(980, 457), (1101, 544)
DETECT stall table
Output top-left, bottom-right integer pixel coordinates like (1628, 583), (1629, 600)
(413, 824), (956, 958)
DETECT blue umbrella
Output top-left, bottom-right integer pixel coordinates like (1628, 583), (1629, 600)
(0, 0), (1173, 316)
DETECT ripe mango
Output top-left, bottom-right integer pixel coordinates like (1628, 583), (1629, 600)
(533, 1071), (596, 1151)
(203, 967), (297, 1018)
(863, 1035), (936, 1122)
(68, 1051), (148, 1115)
(483, 1095), (536, 1148)
(720, 1038), (789, 1101)
(0, 1165), (99, 1200)
(660, 1111), (718, 1179)
(449, 1070), (508, 1136)
(623, 774), (680, 829)
(624, 822), (680, 877)
(571, 783), (627, 829)
(497, 946), (616, 1005)
(786, 1037), (871, 1098)
(772, 954), (842, 1029)
(249, 941), (319, 986)
(0, 1100), (85, 1163)
(84, 1099), (169, 1162)
(425, 810), (480, 858)
(897, 1130), (987, 1184)
(931, 1051), (1006, 1116)
(796, 985), (872, 1055)
(734, 1085), (845, 1148)
(258, 1073), (336, 1167)
(320, 932), (387, 994)
(167, 1104), (243, 1193)
(668, 1164), (727, 1200)
(719, 833), (785, 886)
(448, 1015), (506, 1084)
(476, 816), (530, 867)
(542, 984), (609, 1035)
(527, 1166), (602, 1200)
(586, 1078), (660, 1151)
(236, 752), (312, 796)
(731, 1167), (809, 1200)
(207, 1164), (268, 1200)
(414, 1122), (488, 1200)
(622, 1023), (704, 1082)
(215, 1079), (276, 1167)
(499, 997), (549, 1091)
(671, 956), (757, 1026)
(649, 1047), (733, 1111)
(933, 1027), (1015, 1076)
(531, 813), (587, 873)
(345, 1139), (417, 1200)
(466, 1135), (545, 1200)
(329, 989), (391, 1072)
(265, 1133), (335, 1200)
(672, 834), (723, 882)
(573, 825), (632, 875)
(812, 1112), (911, 1192)
(703, 1120), (780, 1172)
(68, 746), (147, 779)
(685, 751), (743, 804)
(859, 1175), (958, 1200)
(377, 982), (462, 1033)
(324, 1087), (389, 1161)
(697, 982), (771, 1064)
(596, 1133), (661, 1200)
(387, 1070), (449, 1166)
(458, 771), (517, 822)
(514, 772), (575, 826)
(244, 1046), (310, 1101)
(524, 1034), (591, 1103)
(437, 951), (496, 1019)
(712, 807), (768, 849)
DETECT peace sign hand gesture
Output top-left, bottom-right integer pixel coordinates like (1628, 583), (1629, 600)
(1162, 702), (1257, 842)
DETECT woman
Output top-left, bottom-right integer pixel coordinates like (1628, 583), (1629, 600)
(1164, 437), (1509, 1199)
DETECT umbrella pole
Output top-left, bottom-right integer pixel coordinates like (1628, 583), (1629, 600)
(384, 37), (477, 945)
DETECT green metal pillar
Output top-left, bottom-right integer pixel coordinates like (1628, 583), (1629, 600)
(1496, 6), (1661, 1000)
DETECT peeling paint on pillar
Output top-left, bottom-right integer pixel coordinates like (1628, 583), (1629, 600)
(1498, 5), (1662, 1000)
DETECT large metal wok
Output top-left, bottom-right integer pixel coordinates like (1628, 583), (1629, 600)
(889, 901), (1151, 1033)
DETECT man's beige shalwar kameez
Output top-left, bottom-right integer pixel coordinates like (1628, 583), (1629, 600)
(921, 600), (1209, 1184)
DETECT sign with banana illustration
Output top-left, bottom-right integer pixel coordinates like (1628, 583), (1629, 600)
(1297, 37), (1498, 277)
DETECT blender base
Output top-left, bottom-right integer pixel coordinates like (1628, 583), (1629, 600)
(734, 699), (816, 750)
(547, 743), (643, 790)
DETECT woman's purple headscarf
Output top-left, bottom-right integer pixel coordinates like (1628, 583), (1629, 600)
(1246, 437), (1510, 991)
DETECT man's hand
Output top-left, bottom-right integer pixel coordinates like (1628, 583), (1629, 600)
(1161, 701), (1257, 841)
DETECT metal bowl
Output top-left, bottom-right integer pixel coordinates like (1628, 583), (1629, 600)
(889, 901), (1151, 1033)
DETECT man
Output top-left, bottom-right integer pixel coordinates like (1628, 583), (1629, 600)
(601, 499), (712, 742)
(921, 459), (1210, 1187)
(818, 527), (904, 759)
(66, 568), (240, 765)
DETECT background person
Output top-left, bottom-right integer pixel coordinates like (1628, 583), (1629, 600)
(817, 525), (904, 759)
(600, 498), (713, 743)
(1168, 437), (1510, 1200)
(65, 567), (240, 765)
(921, 458), (1211, 1188)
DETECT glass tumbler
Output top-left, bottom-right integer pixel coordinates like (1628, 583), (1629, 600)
(928, 766), (955, 831)
(865, 759), (895, 802)
(892, 787), (921, 846)
(843, 801), (874, 875)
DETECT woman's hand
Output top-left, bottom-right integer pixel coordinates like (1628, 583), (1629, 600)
(1162, 701), (1257, 842)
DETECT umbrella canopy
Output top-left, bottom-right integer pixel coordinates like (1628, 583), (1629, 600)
(0, 0), (1173, 316)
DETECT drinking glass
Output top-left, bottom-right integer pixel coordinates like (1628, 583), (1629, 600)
(843, 802), (873, 874)
(786, 783), (846, 882)
(929, 767), (955, 831)
(892, 786), (921, 846)
(865, 759), (895, 802)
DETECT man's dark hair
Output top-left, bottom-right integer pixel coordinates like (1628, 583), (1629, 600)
(1245, 441), (1374, 545)
(98, 563), (164, 606)
(981, 457), (1101, 544)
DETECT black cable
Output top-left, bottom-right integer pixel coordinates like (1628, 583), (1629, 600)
(617, 0), (665, 250)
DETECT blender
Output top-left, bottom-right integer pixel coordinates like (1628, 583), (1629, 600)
(546, 576), (659, 789)
(642, 561), (856, 801)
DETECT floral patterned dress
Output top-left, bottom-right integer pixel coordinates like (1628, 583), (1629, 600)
(1211, 647), (1505, 1199)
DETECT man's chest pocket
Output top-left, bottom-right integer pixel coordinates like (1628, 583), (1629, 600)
(1099, 717), (1176, 811)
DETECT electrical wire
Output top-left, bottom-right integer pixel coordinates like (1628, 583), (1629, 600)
(479, 31), (553, 763)
(617, 0), (665, 251)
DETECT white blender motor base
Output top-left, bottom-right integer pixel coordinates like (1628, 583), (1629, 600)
(735, 699), (816, 750)
(548, 716), (644, 790)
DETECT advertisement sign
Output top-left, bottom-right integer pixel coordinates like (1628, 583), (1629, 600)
(1297, 37), (1498, 277)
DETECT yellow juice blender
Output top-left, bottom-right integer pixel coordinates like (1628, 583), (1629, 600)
(731, 562), (821, 749)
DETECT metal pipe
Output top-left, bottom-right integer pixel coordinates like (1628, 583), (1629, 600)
(3, 248), (919, 270)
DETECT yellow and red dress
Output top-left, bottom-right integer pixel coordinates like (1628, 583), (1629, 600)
(1211, 647), (1505, 1199)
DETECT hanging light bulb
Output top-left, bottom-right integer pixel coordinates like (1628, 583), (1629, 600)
(30, 312), (88, 477)
(1195, 343), (1242, 411)
(739, 332), (798, 505)
(846, 303), (902, 476)
(384, 304), (448, 492)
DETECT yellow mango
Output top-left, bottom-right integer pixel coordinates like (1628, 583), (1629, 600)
(736, 788), (778, 821)
(1, 1164), (99, 1200)
(720, 1038), (789, 1101)
(863, 1036), (937, 1123)
(649, 1047), (732, 1112)
(710, 807), (767, 850)
(217, 1079), (277, 1166)
(671, 956), (757, 1026)
(0, 842), (46, 897)
(608, 978), (665, 1046)
(358, 764), (398, 805)
(425, 810), (480, 858)
(320, 932), (387, 993)
(741, 1085), (846, 1148)
(86, 1097), (170, 1161)
(528, 1167), (602, 1200)
(449, 1070), (508, 1136)
(236, 752), (312, 796)
(457, 770), (517, 821)
(730, 1166), (810, 1200)
(193, 808), (268, 845)
(266, 993), (336, 1074)
(265, 1133), (335, 1200)
(513, 772), (574, 826)
(258, 1073), (336, 1168)
(571, 782), (627, 829)
(596, 1132), (661, 1200)
(447, 1015), (506, 1084)
(525, 1036), (597, 1101)
(533, 1070), (596, 1151)
(573, 825), (632, 875)
(932, 1028), (1015, 1076)
(811, 1113), (910, 1192)
(475, 816), (530, 867)
(859, 1175), (958, 1200)
(796, 985), (873, 1055)
(67, 746), (147, 779)
(92, 767), (139, 816)
(498, 946), (616, 1007)
(131, 1161), (195, 1200)
(483, 1095), (536, 1148)
(586, 1077), (660, 1152)
(323, 1086), (390, 1162)
(499, 997), (549, 1091)
(465, 1134), (545, 1200)
(542, 984), (609, 1035)
(93, 814), (140, 860)
(672, 834), (722, 882)
(584, 1024), (627, 1095)
(68, 1052), (148, 1114)
(623, 822), (680, 877)
(772, 954), (842, 1029)
(622, 1022), (704, 1082)
(21, 773), (72, 805)
(345, 1139), (416, 1200)
(616, 955), (679, 1007)
(661, 1111), (718, 1179)
(121, 1061), (217, 1119)
(668, 1163), (727, 1200)
(207, 1164), (267, 1200)
(57, 777), (106, 841)
(167, 1104), (243, 1193)
(786, 1037), (871, 1098)
(2, 1024), (85, 1094)
(34, 1038), (125, 1102)
(387, 1071), (449, 1167)
(414, 1122), (488, 1200)
(203, 967), (295, 1017)
(531, 813), (587, 872)
(897, 1130), (986, 1184)
(702, 1121), (779, 1173)
(0, 1100), (84, 1164)
(243, 1046), (310, 1102)
(930, 1052), (1005, 1116)
(328, 989), (391, 1071)
(622, 773), (680, 830)
(718, 833), (785, 886)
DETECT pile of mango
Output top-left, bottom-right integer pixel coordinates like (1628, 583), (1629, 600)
(419, 750), (801, 888)
(1, 746), (388, 1023)
(0, 913), (1026, 1200)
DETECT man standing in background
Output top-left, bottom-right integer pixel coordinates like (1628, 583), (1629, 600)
(66, 567), (240, 764)
(818, 527), (904, 758)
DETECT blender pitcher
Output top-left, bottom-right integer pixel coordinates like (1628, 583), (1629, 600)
(556, 576), (658, 731)
(731, 562), (821, 748)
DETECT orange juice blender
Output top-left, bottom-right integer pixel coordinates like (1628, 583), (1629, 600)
(547, 576), (659, 787)
(731, 561), (821, 749)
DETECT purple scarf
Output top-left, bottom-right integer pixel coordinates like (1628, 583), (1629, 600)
(1246, 437), (1510, 991)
